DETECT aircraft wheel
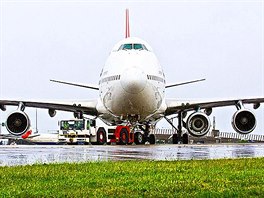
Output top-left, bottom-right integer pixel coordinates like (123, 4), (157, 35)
(149, 134), (156, 144)
(134, 132), (144, 144)
(119, 128), (129, 145)
(182, 133), (189, 144)
(172, 134), (178, 144)
(97, 128), (106, 145)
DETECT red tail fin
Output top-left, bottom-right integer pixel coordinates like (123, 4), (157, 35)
(125, 9), (130, 38)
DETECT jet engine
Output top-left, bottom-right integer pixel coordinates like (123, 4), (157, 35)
(186, 112), (211, 137)
(48, 109), (56, 117)
(5, 111), (31, 136)
(232, 109), (256, 134)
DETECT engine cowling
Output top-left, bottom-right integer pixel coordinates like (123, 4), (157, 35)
(186, 112), (211, 137)
(6, 111), (31, 136)
(232, 109), (256, 134)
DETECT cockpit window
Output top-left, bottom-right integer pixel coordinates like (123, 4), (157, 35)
(118, 43), (148, 51)
(134, 44), (144, 50)
(123, 44), (132, 50)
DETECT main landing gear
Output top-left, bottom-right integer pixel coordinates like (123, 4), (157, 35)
(165, 111), (189, 144)
(137, 124), (156, 145)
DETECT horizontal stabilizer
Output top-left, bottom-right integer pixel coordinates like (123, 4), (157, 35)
(50, 79), (99, 90)
(165, 78), (205, 88)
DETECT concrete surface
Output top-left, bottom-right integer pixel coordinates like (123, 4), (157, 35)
(0, 144), (264, 166)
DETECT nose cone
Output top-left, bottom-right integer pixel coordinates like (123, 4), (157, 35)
(121, 67), (147, 94)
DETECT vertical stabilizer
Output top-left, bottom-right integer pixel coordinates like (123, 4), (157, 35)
(125, 9), (130, 38)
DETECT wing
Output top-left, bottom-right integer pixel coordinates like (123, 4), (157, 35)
(165, 97), (264, 115)
(164, 97), (264, 137)
(0, 99), (98, 116)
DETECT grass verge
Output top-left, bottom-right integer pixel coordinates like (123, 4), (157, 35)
(0, 158), (264, 197)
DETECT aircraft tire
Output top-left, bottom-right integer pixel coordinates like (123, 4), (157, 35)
(182, 133), (189, 144)
(134, 132), (144, 144)
(149, 134), (156, 144)
(173, 134), (178, 144)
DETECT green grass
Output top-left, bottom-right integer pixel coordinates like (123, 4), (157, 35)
(0, 158), (264, 197)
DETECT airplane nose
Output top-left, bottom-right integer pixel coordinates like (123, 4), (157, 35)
(121, 67), (147, 94)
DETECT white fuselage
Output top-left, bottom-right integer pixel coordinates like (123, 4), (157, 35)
(97, 37), (166, 125)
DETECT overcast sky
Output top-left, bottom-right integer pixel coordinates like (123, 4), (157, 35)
(0, 0), (263, 135)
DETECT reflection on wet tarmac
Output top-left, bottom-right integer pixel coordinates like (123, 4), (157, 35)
(0, 144), (264, 166)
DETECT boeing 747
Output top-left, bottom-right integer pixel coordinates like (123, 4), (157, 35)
(1, 10), (263, 144)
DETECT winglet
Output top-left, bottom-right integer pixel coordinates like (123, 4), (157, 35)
(125, 9), (130, 38)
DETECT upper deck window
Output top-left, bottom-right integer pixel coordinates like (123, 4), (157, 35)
(118, 43), (148, 51)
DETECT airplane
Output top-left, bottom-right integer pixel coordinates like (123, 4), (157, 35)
(0, 129), (40, 145)
(23, 133), (59, 145)
(0, 132), (58, 145)
(0, 9), (264, 144)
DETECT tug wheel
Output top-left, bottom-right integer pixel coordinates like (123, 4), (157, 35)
(119, 128), (129, 145)
(97, 128), (106, 145)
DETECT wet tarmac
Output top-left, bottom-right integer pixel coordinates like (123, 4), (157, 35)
(0, 144), (264, 166)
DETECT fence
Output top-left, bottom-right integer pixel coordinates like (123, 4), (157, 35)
(152, 128), (264, 141)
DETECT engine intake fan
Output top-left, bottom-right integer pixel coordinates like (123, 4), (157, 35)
(6, 111), (30, 136)
(186, 112), (211, 137)
(232, 109), (256, 134)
